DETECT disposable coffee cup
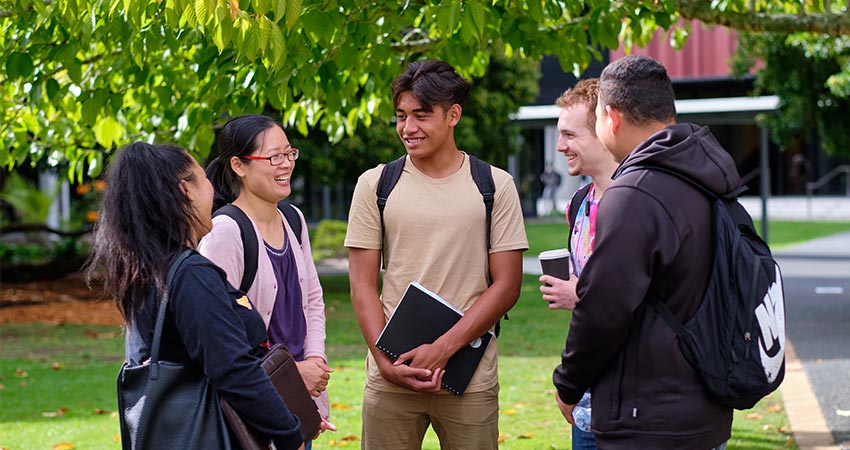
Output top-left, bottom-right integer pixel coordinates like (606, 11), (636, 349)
(538, 248), (571, 281)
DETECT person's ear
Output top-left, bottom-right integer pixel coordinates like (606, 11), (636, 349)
(606, 105), (622, 134)
(448, 104), (462, 126)
(230, 156), (247, 178)
(178, 178), (190, 198)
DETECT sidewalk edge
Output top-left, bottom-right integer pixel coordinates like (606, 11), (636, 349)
(781, 339), (839, 450)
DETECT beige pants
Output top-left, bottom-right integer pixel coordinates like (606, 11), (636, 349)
(360, 384), (500, 450)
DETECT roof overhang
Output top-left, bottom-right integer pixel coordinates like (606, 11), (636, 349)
(512, 95), (779, 127)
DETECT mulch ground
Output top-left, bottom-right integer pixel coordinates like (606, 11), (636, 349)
(0, 273), (121, 325)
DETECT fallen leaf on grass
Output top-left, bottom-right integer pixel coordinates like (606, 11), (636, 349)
(92, 408), (108, 415)
(746, 413), (762, 420)
(14, 368), (28, 378)
(340, 435), (358, 442)
(0, 383), (4, 390)
(42, 407), (68, 417)
(83, 329), (116, 339)
(52, 362), (65, 370)
(51, 442), (74, 449)
(497, 434), (507, 443)
(331, 403), (353, 410)
(503, 408), (517, 415)
(519, 432), (535, 439)
(763, 424), (775, 430)
(113, 436), (121, 442)
(767, 404), (783, 413)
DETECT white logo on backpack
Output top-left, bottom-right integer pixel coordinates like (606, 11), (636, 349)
(755, 265), (786, 383)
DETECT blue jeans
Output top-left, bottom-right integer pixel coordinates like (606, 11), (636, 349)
(571, 424), (597, 450)
(304, 439), (312, 450)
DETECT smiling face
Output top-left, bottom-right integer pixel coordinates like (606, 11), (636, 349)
(557, 103), (612, 178)
(395, 91), (460, 161)
(233, 124), (295, 203)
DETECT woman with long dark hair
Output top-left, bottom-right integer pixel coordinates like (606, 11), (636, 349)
(87, 142), (305, 450)
(201, 115), (332, 446)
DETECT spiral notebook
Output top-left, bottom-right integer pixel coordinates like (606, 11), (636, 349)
(375, 281), (494, 395)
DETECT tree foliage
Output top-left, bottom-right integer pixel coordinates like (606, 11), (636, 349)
(732, 33), (850, 156)
(286, 51), (540, 189)
(2, 0), (849, 180)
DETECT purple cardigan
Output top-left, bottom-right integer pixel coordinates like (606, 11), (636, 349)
(199, 205), (329, 418)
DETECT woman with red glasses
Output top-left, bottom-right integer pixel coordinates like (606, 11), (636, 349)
(201, 115), (333, 449)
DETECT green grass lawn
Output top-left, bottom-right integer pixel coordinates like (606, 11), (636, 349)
(4, 218), (840, 449)
(1, 271), (798, 449)
(525, 219), (850, 256)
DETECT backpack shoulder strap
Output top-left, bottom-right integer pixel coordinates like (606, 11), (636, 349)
(567, 183), (593, 248)
(469, 155), (495, 250)
(376, 155), (407, 239)
(279, 202), (303, 247)
(212, 204), (258, 293)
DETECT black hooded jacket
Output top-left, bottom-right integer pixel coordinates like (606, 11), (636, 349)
(553, 123), (738, 449)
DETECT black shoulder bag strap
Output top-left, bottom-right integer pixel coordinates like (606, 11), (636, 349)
(150, 249), (194, 377)
(212, 204), (259, 293)
(567, 183), (593, 247)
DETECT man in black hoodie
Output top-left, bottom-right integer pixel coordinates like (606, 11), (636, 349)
(552, 55), (736, 449)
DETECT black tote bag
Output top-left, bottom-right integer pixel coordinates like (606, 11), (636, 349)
(117, 250), (233, 450)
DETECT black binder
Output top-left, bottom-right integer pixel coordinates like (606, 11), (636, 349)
(375, 282), (494, 395)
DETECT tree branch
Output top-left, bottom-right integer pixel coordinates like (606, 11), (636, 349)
(677, 0), (850, 36)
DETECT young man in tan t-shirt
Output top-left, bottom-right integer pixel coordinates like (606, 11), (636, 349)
(344, 59), (527, 450)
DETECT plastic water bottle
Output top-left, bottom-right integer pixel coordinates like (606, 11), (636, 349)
(572, 391), (592, 432)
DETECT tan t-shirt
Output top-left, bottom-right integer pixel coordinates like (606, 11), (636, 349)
(344, 154), (528, 393)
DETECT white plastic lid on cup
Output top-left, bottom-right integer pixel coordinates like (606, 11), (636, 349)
(538, 248), (570, 260)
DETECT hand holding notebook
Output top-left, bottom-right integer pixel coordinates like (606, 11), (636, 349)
(376, 282), (494, 395)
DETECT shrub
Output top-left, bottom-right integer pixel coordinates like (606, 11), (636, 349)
(311, 219), (348, 260)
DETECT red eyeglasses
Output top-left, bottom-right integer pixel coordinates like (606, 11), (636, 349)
(240, 149), (300, 166)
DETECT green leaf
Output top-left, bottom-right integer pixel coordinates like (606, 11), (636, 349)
(45, 78), (61, 105)
(466, 1), (486, 39)
(285, 0), (302, 30)
(94, 116), (125, 149)
(270, 24), (287, 69)
(81, 96), (100, 126)
(436, 1), (461, 35)
(87, 151), (104, 178)
(6, 52), (34, 80)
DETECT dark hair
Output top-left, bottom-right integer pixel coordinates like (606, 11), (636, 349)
(205, 114), (284, 210)
(599, 55), (676, 125)
(391, 60), (470, 112)
(86, 142), (201, 322)
(556, 78), (600, 131)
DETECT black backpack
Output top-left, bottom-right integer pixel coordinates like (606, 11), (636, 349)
(376, 154), (505, 334)
(625, 165), (786, 410)
(212, 202), (303, 293)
